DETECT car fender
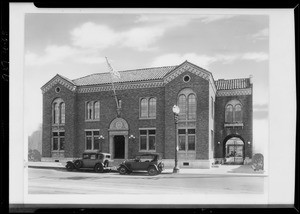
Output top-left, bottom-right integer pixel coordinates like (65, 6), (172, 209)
(148, 164), (159, 171)
(66, 161), (75, 166)
(119, 163), (131, 171)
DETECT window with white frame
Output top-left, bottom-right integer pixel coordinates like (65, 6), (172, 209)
(85, 130), (100, 150)
(86, 101), (100, 121)
(52, 98), (65, 125)
(178, 128), (196, 151)
(52, 131), (65, 151)
(140, 97), (156, 118)
(139, 129), (156, 151)
(225, 100), (243, 123)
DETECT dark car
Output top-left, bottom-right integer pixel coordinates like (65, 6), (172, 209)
(118, 153), (164, 176)
(65, 150), (111, 173)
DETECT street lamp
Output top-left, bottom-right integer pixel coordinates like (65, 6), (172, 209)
(99, 135), (105, 151)
(172, 105), (180, 173)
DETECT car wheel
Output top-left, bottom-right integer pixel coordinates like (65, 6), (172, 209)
(74, 160), (83, 169)
(94, 163), (104, 173)
(66, 163), (74, 171)
(119, 166), (127, 175)
(148, 166), (158, 176)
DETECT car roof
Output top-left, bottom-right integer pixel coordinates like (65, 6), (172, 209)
(83, 150), (111, 155)
(138, 153), (160, 156)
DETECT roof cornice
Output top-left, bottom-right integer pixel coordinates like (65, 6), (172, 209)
(216, 88), (252, 97)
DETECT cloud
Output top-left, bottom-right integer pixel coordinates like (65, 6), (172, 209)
(151, 52), (268, 68)
(252, 28), (269, 40)
(242, 52), (269, 62)
(25, 45), (105, 66)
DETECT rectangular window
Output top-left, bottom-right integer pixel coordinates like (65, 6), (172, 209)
(211, 130), (214, 153)
(211, 97), (214, 119)
(178, 128), (195, 151)
(52, 131), (65, 151)
(139, 129), (156, 151)
(85, 130), (100, 150)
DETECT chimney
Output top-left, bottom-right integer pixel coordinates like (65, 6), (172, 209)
(249, 75), (253, 84)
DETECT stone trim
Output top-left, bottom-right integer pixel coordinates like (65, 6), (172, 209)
(78, 81), (164, 93)
(217, 88), (252, 97)
(42, 76), (76, 94)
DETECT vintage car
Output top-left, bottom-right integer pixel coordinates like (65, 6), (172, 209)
(65, 150), (111, 173)
(118, 153), (164, 176)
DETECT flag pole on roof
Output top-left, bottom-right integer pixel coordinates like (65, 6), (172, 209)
(105, 57), (121, 112)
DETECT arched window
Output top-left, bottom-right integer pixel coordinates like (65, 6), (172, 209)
(177, 88), (196, 121)
(87, 102), (93, 120)
(149, 98), (156, 118)
(52, 98), (65, 124)
(178, 95), (186, 120)
(140, 98), (148, 118)
(60, 103), (65, 124)
(225, 105), (233, 123)
(234, 104), (242, 122)
(188, 94), (196, 120)
(94, 101), (100, 120)
(225, 100), (243, 123)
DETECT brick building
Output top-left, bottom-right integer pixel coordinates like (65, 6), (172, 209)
(41, 61), (253, 168)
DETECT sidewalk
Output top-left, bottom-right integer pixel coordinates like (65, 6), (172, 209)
(27, 161), (267, 177)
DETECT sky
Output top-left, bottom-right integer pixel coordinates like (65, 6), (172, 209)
(24, 13), (269, 153)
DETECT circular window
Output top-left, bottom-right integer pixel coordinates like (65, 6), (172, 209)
(183, 75), (190, 82)
(55, 87), (61, 93)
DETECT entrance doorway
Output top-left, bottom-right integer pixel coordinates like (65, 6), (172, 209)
(225, 137), (244, 164)
(114, 135), (125, 159)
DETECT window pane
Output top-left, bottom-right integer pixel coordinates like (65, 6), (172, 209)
(188, 129), (195, 134)
(149, 135), (156, 150)
(211, 130), (214, 152)
(178, 129), (186, 134)
(94, 101), (100, 120)
(140, 98), (148, 117)
(178, 95), (186, 120)
(225, 105), (233, 123)
(59, 132), (65, 136)
(86, 136), (92, 150)
(55, 103), (59, 124)
(148, 130), (156, 135)
(60, 103), (65, 124)
(140, 130), (147, 135)
(211, 97), (214, 119)
(94, 137), (100, 150)
(149, 98), (156, 117)
(93, 131), (100, 136)
(53, 132), (58, 136)
(60, 137), (65, 150)
(188, 94), (196, 120)
(87, 102), (93, 120)
(53, 138), (58, 150)
(86, 131), (92, 136)
(179, 136), (186, 151)
(234, 104), (242, 122)
(90, 154), (96, 160)
(188, 136), (195, 150)
(140, 136), (147, 150)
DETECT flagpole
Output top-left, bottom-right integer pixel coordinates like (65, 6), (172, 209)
(105, 57), (119, 109)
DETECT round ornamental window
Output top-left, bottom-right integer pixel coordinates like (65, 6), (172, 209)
(55, 87), (61, 93)
(183, 75), (190, 82)
(116, 121), (123, 129)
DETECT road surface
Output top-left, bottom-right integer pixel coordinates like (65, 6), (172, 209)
(28, 168), (265, 195)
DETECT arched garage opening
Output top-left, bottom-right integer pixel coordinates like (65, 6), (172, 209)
(223, 135), (245, 165)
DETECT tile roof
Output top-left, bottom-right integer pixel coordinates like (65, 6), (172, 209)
(72, 66), (177, 86)
(214, 78), (250, 90)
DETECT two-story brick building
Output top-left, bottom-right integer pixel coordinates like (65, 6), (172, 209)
(41, 61), (253, 168)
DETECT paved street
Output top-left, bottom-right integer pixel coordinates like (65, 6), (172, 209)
(28, 168), (265, 194)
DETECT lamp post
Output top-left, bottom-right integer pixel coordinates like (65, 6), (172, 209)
(172, 105), (180, 173)
(99, 135), (105, 151)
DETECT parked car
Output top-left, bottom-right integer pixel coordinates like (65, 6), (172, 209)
(118, 153), (164, 176)
(65, 150), (111, 173)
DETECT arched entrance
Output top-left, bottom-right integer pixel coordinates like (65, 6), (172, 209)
(108, 118), (129, 159)
(223, 136), (245, 165)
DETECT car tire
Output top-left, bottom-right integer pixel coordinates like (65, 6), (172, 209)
(66, 163), (74, 171)
(74, 160), (83, 169)
(94, 163), (104, 173)
(148, 166), (158, 176)
(119, 166), (127, 175)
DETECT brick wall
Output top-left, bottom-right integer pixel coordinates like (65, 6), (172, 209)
(214, 93), (253, 159)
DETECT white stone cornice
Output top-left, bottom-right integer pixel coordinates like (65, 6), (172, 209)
(41, 76), (76, 94)
(217, 88), (252, 96)
(78, 81), (164, 93)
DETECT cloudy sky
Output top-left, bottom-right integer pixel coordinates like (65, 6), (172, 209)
(24, 13), (269, 153)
